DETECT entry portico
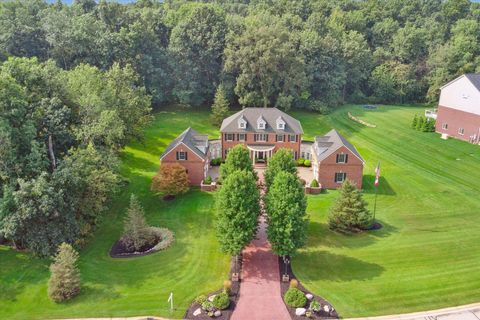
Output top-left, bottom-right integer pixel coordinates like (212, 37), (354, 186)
(247, 144), (275, 164)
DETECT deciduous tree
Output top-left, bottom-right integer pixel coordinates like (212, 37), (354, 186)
(264, 148), (297, 188)
(151, 163), (189, 197)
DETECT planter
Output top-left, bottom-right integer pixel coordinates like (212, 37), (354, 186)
(305, 186), (322, 194)
(231, 272), (239, 282)
(282, 274), (290, 282)
(201, 181), (216, 192)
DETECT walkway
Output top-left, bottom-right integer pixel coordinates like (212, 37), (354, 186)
(230, 171), (290, 320)
(346, 302), (480, 320)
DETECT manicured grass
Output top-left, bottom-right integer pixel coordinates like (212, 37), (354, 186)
(291, 105), (480, 317)
(1, 105), (480, 319)
(0, 109), (229, 319)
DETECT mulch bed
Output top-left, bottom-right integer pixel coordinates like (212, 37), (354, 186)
(279, 257), (339, 320)
(163, 195), (176, 201)
(368, 221), (383, 231)
(183, 255), (242, 320)
(110, 237), (161, 258)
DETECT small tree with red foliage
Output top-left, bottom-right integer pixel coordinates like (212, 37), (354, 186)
(151, 163), (190, 199)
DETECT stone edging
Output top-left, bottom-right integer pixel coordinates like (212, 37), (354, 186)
(347, 112), (377, 128)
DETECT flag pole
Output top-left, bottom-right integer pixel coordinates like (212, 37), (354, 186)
(372, 161), (380, 225)
(373, 183), (378, 222)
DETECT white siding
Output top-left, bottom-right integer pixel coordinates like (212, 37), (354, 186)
(439, 75), (480, 116)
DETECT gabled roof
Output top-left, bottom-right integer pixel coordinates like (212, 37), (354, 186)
(220, 107), (303, 134)
(314, 129), (364, 163)
(160, 127), (209, 160)
(440, 73), (480, 91)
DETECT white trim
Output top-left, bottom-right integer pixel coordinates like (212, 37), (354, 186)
(246, 145), (275, 152)
(320, 145), (365, 165)
(440, 74), (467, 90)
(160, 142), (205, 162)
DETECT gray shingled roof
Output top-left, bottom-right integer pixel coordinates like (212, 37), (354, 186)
(220, 107), (303, 134)
(465, 73), (480, 91)
(160, 127), (209, 160)
(314, 129), (364, 163)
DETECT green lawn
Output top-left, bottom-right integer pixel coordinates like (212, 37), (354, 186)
(1, 105), (480, 319)
(291, 105), (480, 317)
(0, 109), (229, 320)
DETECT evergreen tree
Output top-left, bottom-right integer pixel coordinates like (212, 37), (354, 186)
(328, 179), (372, 232)
(215, 170), (259, 267)
(48, 243), (81, 302)
(219, 144), (255, 181)
(151, 163), (190, 197)
(210, 85), (230, 126)
(411, 114), (418, 129)
(264, 148), (297, 188)
(416, 116), (425, 131)
(265, 172), (308, 257)
(123, 194), (155, 251)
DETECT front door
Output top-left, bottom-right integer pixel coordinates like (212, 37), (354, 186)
(258, 151), (264, 160)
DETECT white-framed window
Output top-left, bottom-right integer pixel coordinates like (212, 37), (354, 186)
(335, 172), (346, 183)
(288, 134), (296, 142)
(238, 133), (246, 141)
(276, 134), (284, 142)
(257, 116), (266, 130)
(277, 123), (285, 130)
(336, 153), (348, 163)
(458, 128), (464, 135)
(225, 133), (234, 141)
(177, 151), (187, 160)
(255, 133), (268, 142)
(442, 123), (448, 130)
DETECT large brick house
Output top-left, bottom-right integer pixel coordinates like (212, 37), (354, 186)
(160, 108), (364, 188)
(434, 73), (480, 144)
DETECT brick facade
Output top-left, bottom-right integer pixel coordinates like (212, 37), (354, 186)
(313, 146), (363, 189)
(161, 143), (209, 185)
(435, 105), (480, 143)
(221, 133), (301, 159)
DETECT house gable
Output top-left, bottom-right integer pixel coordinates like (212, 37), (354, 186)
(160, 142), (205, 162)
(439, 74), (480, 116)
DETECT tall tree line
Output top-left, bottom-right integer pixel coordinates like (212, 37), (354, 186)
(1, 0), (478, 110)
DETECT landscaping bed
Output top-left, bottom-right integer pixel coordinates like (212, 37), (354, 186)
(184, 255), (242, 320)
(279, 257), (338, 319)
(110, 227), (174, 258)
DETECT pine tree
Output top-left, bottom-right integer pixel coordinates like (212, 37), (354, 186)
(48, 243), (81, 302)
(151, 163), (190, 197)
(210, 85), (230, 126)
(264, 148), (297, 188)
(411, 114), (418, 129)
(123, 194), (155, 251)
(265, 172), (308, 257)
(416, 116), (425, 131)
(328, 179), (372, 232)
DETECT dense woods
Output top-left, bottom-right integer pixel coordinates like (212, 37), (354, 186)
(0, 0), (479, 255)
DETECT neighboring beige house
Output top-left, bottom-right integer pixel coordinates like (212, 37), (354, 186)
(435, 74), (480, 144)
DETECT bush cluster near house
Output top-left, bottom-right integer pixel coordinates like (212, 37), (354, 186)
(328, 179), (372, 232)
(411, 114), (436, 132)
(296, 158), (312, 167)
(284, 287), (307, 308)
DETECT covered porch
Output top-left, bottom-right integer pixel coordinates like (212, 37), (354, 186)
(246, 144), (275, 165)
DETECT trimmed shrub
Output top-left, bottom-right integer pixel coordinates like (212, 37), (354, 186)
(204, 176), (212, 184)
(309, 300), (321, 312)
(284, 287), (307, 308)
(297, 158), (305, 166)
(213, 291), (230, 310)
(304, 159), (311, 167)
(201, 300), (214, 312)
(289, 279), (299, 288)
(195, 294), (207, 305)
(223, 280), (232, 294)
(310, 179), (319, 188)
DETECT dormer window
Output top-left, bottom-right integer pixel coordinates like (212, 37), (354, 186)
(238, 117), (247, 129)
(276, 117), (286, 130)
(257, 116), (266, 130)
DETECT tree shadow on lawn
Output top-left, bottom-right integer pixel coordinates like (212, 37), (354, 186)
(294, 250), (385, 282)
(306, 220), (398, 249)
(362, 175), (396, 196)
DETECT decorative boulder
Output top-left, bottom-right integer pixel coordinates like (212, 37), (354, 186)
(208, 294), (216, 302)
(214, 310), (222, 317)
(193, 308), (202, 316)
(295, 308), (307, 316)
(305, 293), (313, 300)
(323, 305), (331, 312)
